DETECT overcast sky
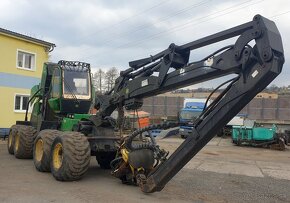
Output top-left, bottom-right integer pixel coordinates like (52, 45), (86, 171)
(1, 0), (290, 88)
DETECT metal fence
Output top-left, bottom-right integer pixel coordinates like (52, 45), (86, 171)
(141, 96), (183, 118)
(141, 96), (290, 122)
(240, 96), (290, 121)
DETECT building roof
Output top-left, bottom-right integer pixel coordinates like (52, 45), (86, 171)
(0, 27), (55, 51)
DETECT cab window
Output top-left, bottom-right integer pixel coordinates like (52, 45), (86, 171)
(51, 68), (61, 98)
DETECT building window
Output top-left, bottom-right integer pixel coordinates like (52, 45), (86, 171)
(14, 94), (31, 112)
(17, 50), (36, 70)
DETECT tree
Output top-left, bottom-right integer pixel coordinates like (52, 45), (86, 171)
(268, 84), (279, 92)
(104, 67), (119, 91)
(92, 69), (105, 94)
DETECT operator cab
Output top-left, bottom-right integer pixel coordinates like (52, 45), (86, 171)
(62, 62), (91, 100)
(48, 60), (93, 115)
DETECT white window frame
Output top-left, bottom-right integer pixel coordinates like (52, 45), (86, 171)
(16, 49), (36, 71)
(14, 94), (32, 113)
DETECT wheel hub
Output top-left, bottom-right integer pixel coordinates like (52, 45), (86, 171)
(8, 132), (13, 148)
(35, 139), (44, 162)
(53, 143), (63, 170)
(14, 132), (20, 152)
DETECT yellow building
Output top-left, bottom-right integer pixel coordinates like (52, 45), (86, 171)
(255, 92), (278, 99)
(0, 28), (55, 136)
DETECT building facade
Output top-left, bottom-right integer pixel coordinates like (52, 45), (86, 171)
(0, 28), (55, 135)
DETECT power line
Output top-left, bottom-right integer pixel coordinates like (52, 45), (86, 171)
(96, 0), (212, 46)
(117, 0), (263, 49)
(129, 8), (290, 66)
(75, 0), (212, 57)
(80, 0), (260, 61)
(64, 0), (172, 47)
(129, 0), (271, 60)
(270, 10), (290, 19)
(77, 0), (290, 69)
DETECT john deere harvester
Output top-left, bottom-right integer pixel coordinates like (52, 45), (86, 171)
(6, 15), (285, 193)
(7, 60), (118, 181)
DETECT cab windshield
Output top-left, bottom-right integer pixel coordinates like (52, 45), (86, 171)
(63, 69), (90, 99)
(180, 110), (202, 120)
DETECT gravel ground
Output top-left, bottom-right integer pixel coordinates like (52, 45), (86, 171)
(168, 169), (290, 203)
(0, 138), (290, 203)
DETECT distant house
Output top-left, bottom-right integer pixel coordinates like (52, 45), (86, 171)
(255, 92), (278, 99)
(0, 28), (55, 136)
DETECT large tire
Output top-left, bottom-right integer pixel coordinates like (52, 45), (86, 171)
(14, 125), (37, 159)
(96, 151), (117, 169)
(33, 130), (62, 172)
(7, 125), (21, 154)
(50, 132), (90, 181)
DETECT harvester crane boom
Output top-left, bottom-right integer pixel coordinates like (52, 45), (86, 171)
(93, 15), (284, 193)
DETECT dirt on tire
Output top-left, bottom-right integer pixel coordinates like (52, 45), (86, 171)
(14, 125), (37, 159)
(50, 132), (90, 181)
(33, 129), (63, 172)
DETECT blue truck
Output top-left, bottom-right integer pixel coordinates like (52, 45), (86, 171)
(179, 98), (207, 139)
(179, 98), (248, 138)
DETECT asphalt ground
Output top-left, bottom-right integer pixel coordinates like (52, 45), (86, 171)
(0, 137), (290, 203)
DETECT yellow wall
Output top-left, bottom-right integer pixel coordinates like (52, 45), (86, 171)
(0, 33), (51, 129)
(0, 87), (31, 128)
(0, 34), (49, 78)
